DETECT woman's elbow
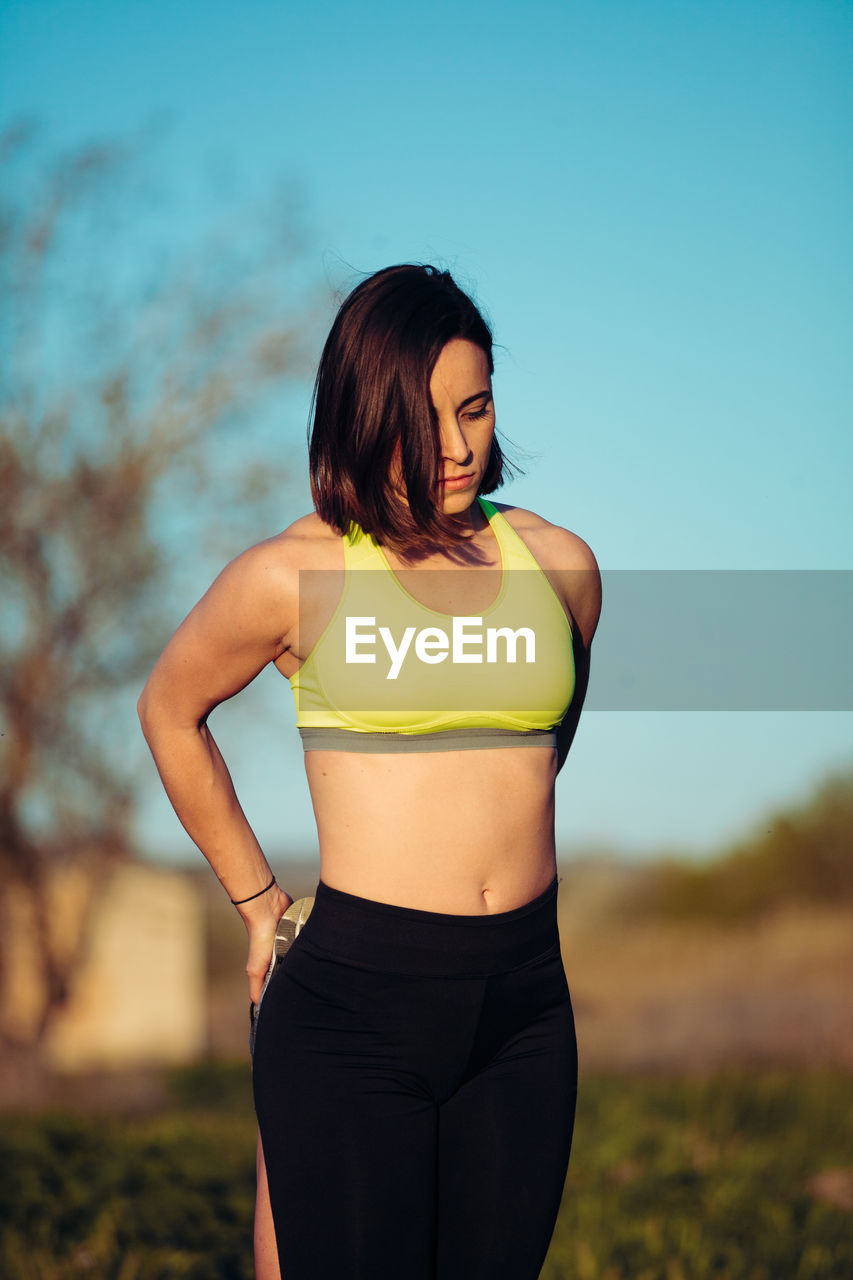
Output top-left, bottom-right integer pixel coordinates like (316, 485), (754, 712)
(137, 673), (167, 744)
(137, 684), (155, 743)
(137, 676), (207, 748)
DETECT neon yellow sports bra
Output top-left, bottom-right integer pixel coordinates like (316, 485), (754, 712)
(290, 497), (575, 752)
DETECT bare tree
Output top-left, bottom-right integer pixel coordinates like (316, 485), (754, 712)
(0, 120), (320, 1054)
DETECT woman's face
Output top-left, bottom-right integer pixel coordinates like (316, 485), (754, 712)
(428, 339), (495, 514)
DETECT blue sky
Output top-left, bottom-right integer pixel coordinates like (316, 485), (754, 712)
(3, 0), (851, 862)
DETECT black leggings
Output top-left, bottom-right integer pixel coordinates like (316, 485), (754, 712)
(252, 877), (577, 1279)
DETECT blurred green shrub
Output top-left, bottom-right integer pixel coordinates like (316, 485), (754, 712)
(0, 1098), (257, 1279)
(634, 767), (853, 924)
(548, 1069), (853, 1280)
(165, 1058), (253, 1114)
(1, 1065), (851, 1278)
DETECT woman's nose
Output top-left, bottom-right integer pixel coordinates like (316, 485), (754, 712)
(440, 418), (473, 465)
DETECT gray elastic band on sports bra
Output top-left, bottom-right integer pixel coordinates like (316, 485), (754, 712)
(298, 727), (557, 753)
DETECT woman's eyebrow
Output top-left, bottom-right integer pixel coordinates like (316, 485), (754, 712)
(458, 390), (493, 409)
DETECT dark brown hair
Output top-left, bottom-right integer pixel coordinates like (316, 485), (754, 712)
(309, 264), (514, 550)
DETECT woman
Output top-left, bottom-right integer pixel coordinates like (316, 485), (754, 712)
(139, 264), (601, 1279)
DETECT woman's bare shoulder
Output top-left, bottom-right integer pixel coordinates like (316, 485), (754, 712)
(196, 512), (341, 643)
(489, 501), (598, 571)
(270, 511), (343, 566)
(231, 512), (342, 581)
(489, 501), (601, 646)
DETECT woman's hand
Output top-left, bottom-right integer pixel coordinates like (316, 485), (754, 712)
(237, 882), (294, 1005)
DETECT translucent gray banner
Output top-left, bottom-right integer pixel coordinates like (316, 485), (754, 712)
(294, 569), (853, 713)
(590, 570), (853, 710)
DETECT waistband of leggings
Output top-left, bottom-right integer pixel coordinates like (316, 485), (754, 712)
(298, 876), (560, 977)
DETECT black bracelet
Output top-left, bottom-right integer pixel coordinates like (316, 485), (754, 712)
(230, 874), (277, 906)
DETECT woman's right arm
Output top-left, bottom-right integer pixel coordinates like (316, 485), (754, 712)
(137, 536), (297, 1001)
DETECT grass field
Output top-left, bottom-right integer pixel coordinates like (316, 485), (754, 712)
(2, 1064), (851, 1279)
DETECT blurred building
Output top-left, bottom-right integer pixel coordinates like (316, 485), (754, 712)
(2, 861), (206, 1072)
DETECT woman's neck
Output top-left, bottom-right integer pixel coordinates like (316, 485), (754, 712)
(385, 498), (497, 570)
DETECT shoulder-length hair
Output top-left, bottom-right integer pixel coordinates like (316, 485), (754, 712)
(309, 264), (515, 550)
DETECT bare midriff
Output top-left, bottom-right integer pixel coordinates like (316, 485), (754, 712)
(303, 745), (558, 915)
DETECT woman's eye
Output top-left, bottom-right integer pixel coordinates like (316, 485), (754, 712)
(465, 404), (492, 421)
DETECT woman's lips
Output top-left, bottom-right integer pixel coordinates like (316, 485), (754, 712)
(441, 473), (475, 489)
